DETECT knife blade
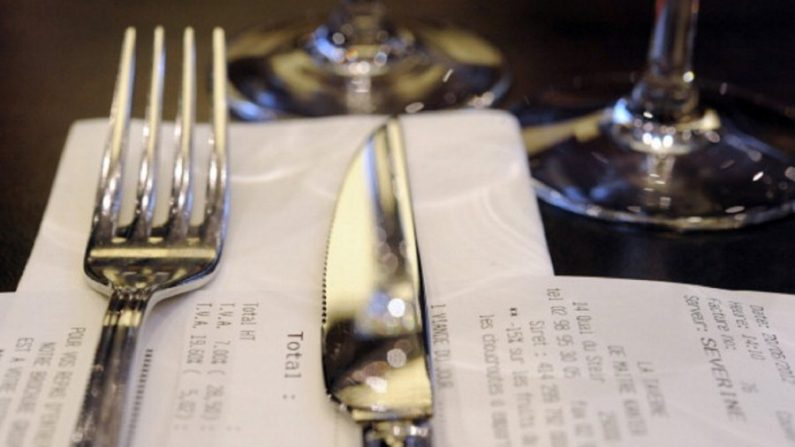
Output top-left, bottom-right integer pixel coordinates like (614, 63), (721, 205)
(322, 118), (433, 446)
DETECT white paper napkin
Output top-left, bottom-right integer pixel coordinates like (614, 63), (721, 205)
(20, 110), (552, 292)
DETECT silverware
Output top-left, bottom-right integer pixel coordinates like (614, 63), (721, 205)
(322, 118), (433, 446)
(71, 27), (229, 447)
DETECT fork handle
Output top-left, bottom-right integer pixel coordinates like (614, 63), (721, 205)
(71, 288), (150, 447)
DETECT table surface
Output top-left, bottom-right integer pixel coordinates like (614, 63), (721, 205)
(1, 0), (794, 293)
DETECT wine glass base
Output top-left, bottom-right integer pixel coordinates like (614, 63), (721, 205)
(516, 73), (795, 230)
(227, 19), (511, 120)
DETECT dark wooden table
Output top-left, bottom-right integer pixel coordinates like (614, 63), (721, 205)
(1, 0), (794, 292)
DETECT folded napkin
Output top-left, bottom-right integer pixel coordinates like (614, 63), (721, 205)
(21, 110), (552, 292)
(17, 110), (553, 445)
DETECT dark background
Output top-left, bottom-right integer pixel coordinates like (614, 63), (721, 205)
(1, 1), (794, 292)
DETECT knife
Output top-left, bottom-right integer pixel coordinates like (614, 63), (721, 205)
(322, 118), (433, 447)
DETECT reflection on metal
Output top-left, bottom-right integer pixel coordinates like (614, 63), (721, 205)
(322, 119), (432, 446)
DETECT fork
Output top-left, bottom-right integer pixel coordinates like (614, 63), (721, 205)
(70, 26), (229, 447)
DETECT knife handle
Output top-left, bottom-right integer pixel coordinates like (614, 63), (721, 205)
(363, 419), (432, 447)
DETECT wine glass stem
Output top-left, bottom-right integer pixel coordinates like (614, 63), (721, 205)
(629, 0), (700, 121)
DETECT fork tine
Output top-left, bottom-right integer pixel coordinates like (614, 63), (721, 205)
(201, 28), (229, 246)
(166, 27), (196, 241)
(130, 27), (165, 241)
(76, 28), (230, 447)
(92, 27), (136, 243)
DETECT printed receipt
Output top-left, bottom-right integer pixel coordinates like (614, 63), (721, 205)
(0, 292), (104, 447)
(430, 277), (795, 446)
(1, 277), (794, 446)
(0, 291), (359, 447)
(155, 293), (358, 447)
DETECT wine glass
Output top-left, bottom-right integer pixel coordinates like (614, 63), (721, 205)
(226, 0), (510, 120)
(516, 0), (795, 230)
